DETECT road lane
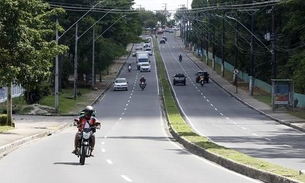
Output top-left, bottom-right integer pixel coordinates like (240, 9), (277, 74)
(0, 38), (261, 183)
(160, 31), (305, 171)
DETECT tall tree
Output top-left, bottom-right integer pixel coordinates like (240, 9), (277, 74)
(0, 0), (68, 125)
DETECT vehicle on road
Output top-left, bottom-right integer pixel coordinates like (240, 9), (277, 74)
(113, 78), (128, 91)
(195, 70), (210, 83)
(74, 120), (101, 165)
(179, 55), (182, 62)
(139, 82), (146, 90)
(128, 65), (132, 72)
(140, 63), (151, 72)
(160, 39), (166, 44)
(144, 47), (153, 56)
(162, 36), (167, 41)
(135, 45), (142, 50)
(173, 73), (186, 86)
(136, 52), (150, 70)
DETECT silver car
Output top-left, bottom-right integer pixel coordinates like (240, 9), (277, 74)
(140, 63), (151, 72)
(113, 78), (128, 91)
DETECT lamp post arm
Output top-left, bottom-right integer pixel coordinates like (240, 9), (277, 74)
(95, 15), (126, 42)
(78, 9), (115, 39)
(58, 0), (105, 39)
(225, 15), (272, 53)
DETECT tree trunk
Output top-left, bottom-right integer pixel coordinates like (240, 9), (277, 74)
(6, 85), (13, 127)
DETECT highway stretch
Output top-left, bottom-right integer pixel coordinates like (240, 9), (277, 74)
(159, 32), (305, 172)
(0, 36), (261, 183)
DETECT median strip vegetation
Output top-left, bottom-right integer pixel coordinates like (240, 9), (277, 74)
(153, 38), (305, 182)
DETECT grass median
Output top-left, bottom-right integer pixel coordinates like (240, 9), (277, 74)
(153, 38), (305, 182)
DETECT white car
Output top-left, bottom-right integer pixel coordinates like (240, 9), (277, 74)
(144, 47), (153, 56)
(140, 63), (151, 72)
(113, 78), (128, 91)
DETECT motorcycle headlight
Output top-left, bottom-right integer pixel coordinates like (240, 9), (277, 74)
(82, 132), (91, 140)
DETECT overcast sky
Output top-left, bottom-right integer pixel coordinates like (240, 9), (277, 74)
(133, 0), (192, 12)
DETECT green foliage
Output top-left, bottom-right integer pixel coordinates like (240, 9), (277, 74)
(179, 0), (305, 94)
(0, 0), (68, 89)
(0, 114), (10, 126)
(23, 82), (52, 104)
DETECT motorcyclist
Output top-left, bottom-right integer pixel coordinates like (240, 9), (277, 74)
(199, 75), (205, 84)
(72, 105), (100, 156)
(179, 54), (182, 61)
(128, 63), (132, 71)
(139, 76), (146, 83)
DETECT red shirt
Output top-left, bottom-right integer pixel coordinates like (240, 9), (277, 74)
(77, 116), (99, 131)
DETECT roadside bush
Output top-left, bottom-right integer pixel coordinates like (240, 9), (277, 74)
(0, 114), (8, 126)
(24, 82), (52, 104)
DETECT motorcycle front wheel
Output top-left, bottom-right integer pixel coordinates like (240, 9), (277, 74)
(79, 145), (88, 165)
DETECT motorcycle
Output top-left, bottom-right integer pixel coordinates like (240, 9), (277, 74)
(139, 82), (146, 90)
(200, 79), (205, 87)
(179, 56), (182, 62)
(128, 65), (131, 72)
(74, 119), (100, 165)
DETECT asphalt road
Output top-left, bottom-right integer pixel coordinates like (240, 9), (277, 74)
(0, 37), (261, 183)
(160, 32), (305, 171)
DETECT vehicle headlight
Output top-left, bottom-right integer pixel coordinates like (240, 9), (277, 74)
(83, 132), (91, 139)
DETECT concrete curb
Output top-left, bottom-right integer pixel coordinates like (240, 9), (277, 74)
(168, 126), (302, 183)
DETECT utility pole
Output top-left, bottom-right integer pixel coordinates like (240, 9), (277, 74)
(271, 5), (276, 79)
(54, 0), (105, 113)
(92, 26), (95, 89)
(212, 10), (216, 71)
(221, 11), (225, 77)
(249, 1), (255, 96)
(73, 23), (79, 100)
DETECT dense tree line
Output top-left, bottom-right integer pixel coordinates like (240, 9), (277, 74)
(183, 0), (305, 94)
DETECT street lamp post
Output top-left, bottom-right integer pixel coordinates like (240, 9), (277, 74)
(225, 15), (273, 96)
(73, 9), (115, 99)
(55, 0), (105, 113)
(91, 15), (126, 84)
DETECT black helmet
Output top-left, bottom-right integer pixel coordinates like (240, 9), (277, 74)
(83, 105), (94, 117)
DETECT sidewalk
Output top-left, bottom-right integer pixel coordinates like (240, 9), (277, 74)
(182, 44), (305, 132)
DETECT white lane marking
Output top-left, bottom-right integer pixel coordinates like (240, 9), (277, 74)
(101, 148), (106, 152)
(215, 108), (218, 111)
(124, 108), (127, 111)
(101, 142), (105, 145)
(220, 113), (224, 116)
(126, 104), (129, 106)
(233, 121), (237, 125)
(119, 117), (122, 120)
(106, 159), (113, 164)
(210, 104), (213, 107)
(121, 175), (133, 182)
(265, 138), (271, 141)
(283, 144), (292, 148)
(207, 99), (210, 102)
(252, 133), (258, 136)
(241, 127), (247, 130)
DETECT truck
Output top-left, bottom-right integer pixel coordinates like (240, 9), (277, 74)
(136, 52), (150, 70)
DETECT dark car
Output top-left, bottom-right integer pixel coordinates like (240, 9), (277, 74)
(195, 70), (209, 83)
(162, 36), (167, 41)
(173, 73), (186, 85)
(160, 39), (166, 44)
